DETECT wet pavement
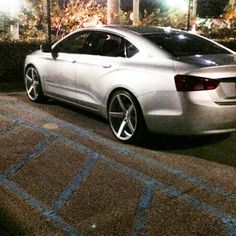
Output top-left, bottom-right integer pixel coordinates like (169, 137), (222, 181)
(0, 92), (236, 235)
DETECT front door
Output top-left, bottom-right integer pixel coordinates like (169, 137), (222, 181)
(43, 31), (92, 102)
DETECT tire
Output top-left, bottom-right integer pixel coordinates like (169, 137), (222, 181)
(25, 66), (44, 102)
(108, 90), (145, 143)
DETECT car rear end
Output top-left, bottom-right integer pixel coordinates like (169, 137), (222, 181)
(141, 28), (236, 135)
(173, 65), (236, 134)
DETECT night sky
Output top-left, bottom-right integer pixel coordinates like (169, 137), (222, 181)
(58, 0), (229, 18)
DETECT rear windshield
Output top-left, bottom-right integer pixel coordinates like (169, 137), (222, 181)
(143, 32), (230, 57)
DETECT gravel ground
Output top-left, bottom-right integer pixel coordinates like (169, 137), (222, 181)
(0, 91), (235, 235)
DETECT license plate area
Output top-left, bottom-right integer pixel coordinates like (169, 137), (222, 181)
(220, 81), (236, 99)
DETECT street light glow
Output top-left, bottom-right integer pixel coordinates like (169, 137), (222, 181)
(0, 0), (21, 16)
(0, 2), (9, 12)
(165, 0), (188, 12)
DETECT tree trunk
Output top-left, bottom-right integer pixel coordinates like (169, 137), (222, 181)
(107, 0), (120, 25)
(133, 0), (140, 26)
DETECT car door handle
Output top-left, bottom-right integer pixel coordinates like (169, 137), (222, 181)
(103, 64), (112, 69)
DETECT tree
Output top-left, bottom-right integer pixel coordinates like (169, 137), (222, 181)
(197, 0), (228, 18)
(224, 0), (236, 30)
(19, 0), (106, 40)
(0, 13), (14, 40)
(52, 0), (106, 37)
(19, 0), (50, 41)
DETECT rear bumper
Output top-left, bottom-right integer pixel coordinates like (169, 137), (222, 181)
(141, 91), (236, 135)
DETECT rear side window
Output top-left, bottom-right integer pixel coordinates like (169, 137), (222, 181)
(125, 40), (139, 58)
(93, 32), (138, 58)
(95, 32), (125, 57)
(144, 32), (230, 57)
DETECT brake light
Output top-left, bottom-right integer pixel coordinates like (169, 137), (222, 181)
(174, 75), (220, 91)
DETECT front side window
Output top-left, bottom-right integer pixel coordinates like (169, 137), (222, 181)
(53, 31), (93, 54)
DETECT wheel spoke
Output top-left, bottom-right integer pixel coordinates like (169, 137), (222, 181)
(109, 111), (123, 119)
(26, 74), (33, 82)
(117, 95), (126, 112)
(124, 130), (132, 138)
(28, 85), (34, 95)
(33, 84), (37, 98)
(117, 120), (127, 138)
(127, 118), (135, 134)
(127, 104), (134, 116)
(31, 68), (34, 79)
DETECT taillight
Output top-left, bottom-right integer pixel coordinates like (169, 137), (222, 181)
(174, 75), (220, 91)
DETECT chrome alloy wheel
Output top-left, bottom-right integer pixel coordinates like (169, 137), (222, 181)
(108, 91), (139, 142)
(25, 66), (43, 102)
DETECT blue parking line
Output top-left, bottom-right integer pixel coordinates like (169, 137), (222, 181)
(2, 135), (56, 178)
(52, 157), (97, 212)
(0, 123), (18, 135)
(57, 136), (236, 235)
(131, 181), (154, 236)
(0, 105), (236, 234)
(0, 108), (57, 138)
(178, 194), (236, 236)
(0, 175), (79, 235)
(6, 100), (236, 204)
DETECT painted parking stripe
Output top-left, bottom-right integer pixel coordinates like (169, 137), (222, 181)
(2, 135), (56, 178)
(178, 194), (236, 236)
(98, 155), (236, 236)
(5, 99), (236, 203)
(0, 175), (79, 235)
(131, 181), (154, 236)
(0, 105), (236, 235)
(52, 157), (97, 212)
(0, 123), (18, 135)
(0, 108), (58, 138)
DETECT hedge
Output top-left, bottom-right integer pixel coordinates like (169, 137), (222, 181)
(0, 40), (235, 83)
(0, 42), (41, 82)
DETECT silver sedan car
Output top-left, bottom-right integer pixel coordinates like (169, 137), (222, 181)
(24, 26), (236, 143)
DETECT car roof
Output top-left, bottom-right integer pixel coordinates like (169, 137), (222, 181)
(69, 25), (185, 41)
(95, 25), (182, 35)
(123, 26), (173, 35)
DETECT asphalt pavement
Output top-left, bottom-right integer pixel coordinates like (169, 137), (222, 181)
(0, 91), (236, 235)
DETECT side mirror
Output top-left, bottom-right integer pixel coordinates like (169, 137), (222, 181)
(40, 43), (52, 53)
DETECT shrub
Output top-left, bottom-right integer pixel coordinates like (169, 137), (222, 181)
(0, 42), (41, 82)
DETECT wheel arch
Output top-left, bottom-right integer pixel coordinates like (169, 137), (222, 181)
(25, 63), (39, 75)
